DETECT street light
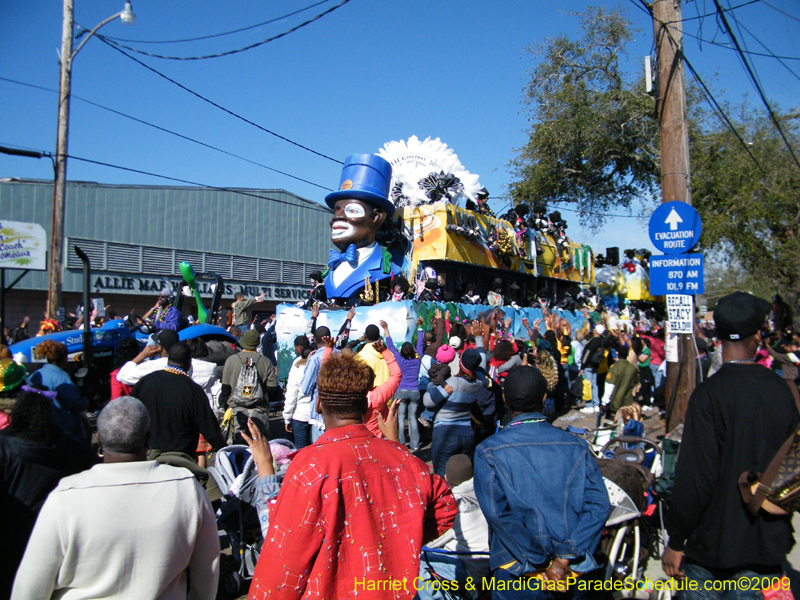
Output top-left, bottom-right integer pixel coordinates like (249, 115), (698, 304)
(47, 0), (136, 320)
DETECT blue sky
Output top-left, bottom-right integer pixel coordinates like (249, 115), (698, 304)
(2, 0), (798, 256)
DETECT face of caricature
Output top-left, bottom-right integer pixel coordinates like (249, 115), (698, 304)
(330, 199), (385, 250)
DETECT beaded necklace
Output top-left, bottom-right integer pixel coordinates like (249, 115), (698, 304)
(507, 417), (548, 428)
(164, 365), (187, 376)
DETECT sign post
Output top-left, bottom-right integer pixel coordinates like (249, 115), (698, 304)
(648, 201), (702, 430)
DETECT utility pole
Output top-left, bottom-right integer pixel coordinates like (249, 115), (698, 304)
(47, 0), (135, 320)
(48, 0), (75, 320)
(653, 0), (696, 431)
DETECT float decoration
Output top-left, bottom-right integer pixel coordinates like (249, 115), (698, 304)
(378, 136), (482, 208)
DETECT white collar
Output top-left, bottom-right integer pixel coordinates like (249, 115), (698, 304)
(357, 242), (377, 259)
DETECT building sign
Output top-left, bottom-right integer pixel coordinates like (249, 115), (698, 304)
(0, 220), (47, 270)
(89, 273), (311, 301)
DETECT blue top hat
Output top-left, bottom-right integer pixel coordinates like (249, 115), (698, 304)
(325, 154), (395, 218)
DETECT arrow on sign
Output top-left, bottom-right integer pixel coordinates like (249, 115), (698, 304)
(665, 208), (683, 231)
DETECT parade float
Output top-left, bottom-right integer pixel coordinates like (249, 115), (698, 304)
(275, 137), (656, 378)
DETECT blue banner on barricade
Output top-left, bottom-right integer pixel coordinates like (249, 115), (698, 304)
(275, 302), (589, 381)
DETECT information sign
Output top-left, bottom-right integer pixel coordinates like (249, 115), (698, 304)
(649, 253), (704, 295)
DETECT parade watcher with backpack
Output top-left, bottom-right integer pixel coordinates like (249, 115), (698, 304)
(663, 292), (799, 598)
(219, 329), (278, 443)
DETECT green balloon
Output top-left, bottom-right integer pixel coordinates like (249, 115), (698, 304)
(179, 261), (208, 324)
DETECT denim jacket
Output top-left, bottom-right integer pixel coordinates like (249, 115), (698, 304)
(473, 412), (610, 576)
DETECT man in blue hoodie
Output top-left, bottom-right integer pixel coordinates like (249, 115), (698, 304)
(474, 366), (609, 599)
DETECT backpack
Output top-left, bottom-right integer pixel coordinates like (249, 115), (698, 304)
(231, 354), (264, 408)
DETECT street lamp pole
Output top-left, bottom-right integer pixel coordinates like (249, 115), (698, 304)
(47, 0), (135, 320)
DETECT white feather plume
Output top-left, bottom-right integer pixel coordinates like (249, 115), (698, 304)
(378, 136), (483, 208)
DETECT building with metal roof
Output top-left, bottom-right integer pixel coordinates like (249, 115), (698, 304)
(0, 179), (329, 328)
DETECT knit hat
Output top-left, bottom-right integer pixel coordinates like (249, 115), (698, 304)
(460, 348), (482, 375)
(241, 329), (261, 350)
(445, 454), (473, 487)
(0, 359), (26, 393)
(448, 336), (462, 349)
(436, 345), (456, 364)
(158, 286), (174, 298)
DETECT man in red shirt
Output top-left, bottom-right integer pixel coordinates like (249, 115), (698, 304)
(248, 350), (457, 600)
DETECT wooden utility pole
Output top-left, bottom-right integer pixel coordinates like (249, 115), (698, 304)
(47, 0), (135, 320)
(48, 0), (75, 320)
(653, 0), (696, 431)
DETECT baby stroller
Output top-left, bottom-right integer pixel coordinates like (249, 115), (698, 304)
(208, 445), (262, 596)
(596, 436), (666, 599)
(208, 440), (297, 596)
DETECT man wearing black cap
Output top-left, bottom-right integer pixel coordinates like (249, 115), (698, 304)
(131, 342), (225, 458)
(662, 292), (799, 597)
(115, 329), (217, 393)
(474, 366), (609, 598)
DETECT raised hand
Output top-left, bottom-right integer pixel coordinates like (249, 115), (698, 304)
(241, 418), (275, 477)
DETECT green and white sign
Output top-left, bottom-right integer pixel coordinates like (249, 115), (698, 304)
(0, 220), (47, 270)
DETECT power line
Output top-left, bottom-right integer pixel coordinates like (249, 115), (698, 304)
(0, 76), (333, 191)
(95, 0), (333, 44)
(94, 36), (343, 165)
(763, 0), (800, 23)
(680, 41), (766, 172)
(64, 152), (333, 213)
(724, 14), (800, 83)
(629, 0), (652, 18)
(681, 29), (800, 61)
(95, 0), (350, 61)
(711, 0), (800, 172)
(549, 203), (642, 219)
(668, 0), (760, 24)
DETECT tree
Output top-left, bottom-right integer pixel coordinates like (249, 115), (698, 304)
(509, 6), (659, 229)
(690, 105), (800, 320)
(511, 5), (800, 322)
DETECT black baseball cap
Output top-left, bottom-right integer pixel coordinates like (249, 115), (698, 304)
(156, 329), (180, 351)
(714, 292), (771, 341)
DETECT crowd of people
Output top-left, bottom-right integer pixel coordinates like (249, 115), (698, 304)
(0, 284), (798, 599)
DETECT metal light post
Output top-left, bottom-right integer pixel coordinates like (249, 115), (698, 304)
(47, 0), (136, 320)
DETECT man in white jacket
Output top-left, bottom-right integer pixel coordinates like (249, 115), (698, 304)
(116, 329), (218, 396)
(12, 396), (219, 600)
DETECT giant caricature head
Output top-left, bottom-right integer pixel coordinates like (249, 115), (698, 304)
(325, 154), (394, 251)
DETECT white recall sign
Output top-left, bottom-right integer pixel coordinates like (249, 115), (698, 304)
(0, 220), (47, 271)
(666, 294), (694, 334)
